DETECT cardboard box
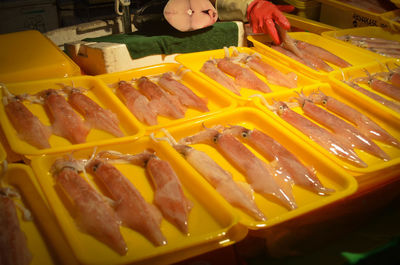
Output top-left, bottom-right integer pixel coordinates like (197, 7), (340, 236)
(0, 0), (58, 34)
(317, 0), (395, 29)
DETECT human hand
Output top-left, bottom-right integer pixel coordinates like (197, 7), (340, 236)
(247, 0), (294, 44)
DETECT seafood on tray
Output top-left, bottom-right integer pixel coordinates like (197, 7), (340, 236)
(1, 82), (126, 148)
(180, 125), (298, 210)
(222, 125), (334, 195)
(1, 162), (33, 265)
(97, 149), (193, 235)
(310, 90), (400, 148)
(116, 80), (158, 126)
(113, 72), (210, 125)
(158, 72), (209, 112)
(374, 64), (400, 88)
(270, 28), (352, 72)
(337, 35), (400, 58)
(1, 84), (51, 149)
(86, 155), (167, 246)
(258, 96), (368, 167)
(242, 54), (298, 88)
(199, 47), (299, 95)
(200, 59), (241, 95)
(137, 76), (186, 119)
(351, 69), (400, 102)
(294, 92), (390, 161)
(342, 79), (400, 114)
(215, 51), (271, 93)
(152, 129), (266, 221)
(61, 85), (124, 137)
(50, 156), (128, 255)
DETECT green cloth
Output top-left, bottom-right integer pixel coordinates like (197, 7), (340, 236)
(84, 22), (239, 60)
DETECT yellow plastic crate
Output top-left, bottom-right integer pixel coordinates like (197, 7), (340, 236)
(0, 30), (81, 83)
(1, 163), (79, 265)
(318, 0), (394, 28)
(250, 83), (400, 177)
(248, 32), (378, 81)
(30, 136), (247, 265)
(381, 9), (400, 32)
(175, 47), (319, 103)
(153, 107), (358, 229)
(321, 26), (400, 60)
(0, 75), (144, 156)
(328, 59), (400, 122)
(96, 63), (237, 133)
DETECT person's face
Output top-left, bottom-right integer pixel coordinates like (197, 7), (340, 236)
(164, 0), (218, 31)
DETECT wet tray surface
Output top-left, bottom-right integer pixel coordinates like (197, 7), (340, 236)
(0, 76), (144, 156)
(30, 137), (247, 265)
(152, 107), (358, 229)
(251, 83), (400, 176)
(175, 47), (318, 103)
(96, 63), (236, 132)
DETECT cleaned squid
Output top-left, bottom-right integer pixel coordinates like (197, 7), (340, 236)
(153, 130), (266, 221)
(116, 80), (158, 126)
(180, 126), (297, 210)
(223, 125), (334, 195)
(268, 100), (367, 167)
(50, 157), (127, 255)
(86, 156), (167, 246)
(295, 93), (390, 160)
(2, 84), (51, 149)
(310, 91), (400, 148)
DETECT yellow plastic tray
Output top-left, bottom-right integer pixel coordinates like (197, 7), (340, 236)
(97, 63), (237, 132)
(285, 13), (339, 34)
(250, 83), (400, 176)
(317, 0), (393, 28)
(29, 136), (247, 265)
(321, 26), (400, 60)
(248, 32), (378, 81)
(1, 163), (79, 265)
(329, 59), (400, 122)
(0, 75), (145, 156)
(175, 47), (319, 103)
(152, 107), (358, 229)
(381, 10), (400, 33)
(0, 30), (81, 83)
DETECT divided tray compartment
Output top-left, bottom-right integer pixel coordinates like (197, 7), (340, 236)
(175, 47), (318, 103)
(0, 75), (144, 155)
(250, 83), (400, 176)
(96, 63), (237, 133)
(151, 107), (358, 230)
(29, 136), (247, 265)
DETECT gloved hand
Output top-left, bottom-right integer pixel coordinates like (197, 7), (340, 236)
(247, 0), (294, 44)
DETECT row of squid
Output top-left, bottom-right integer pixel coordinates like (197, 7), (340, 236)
(269, 27), (352, 72)
(337, 35), (400, 59)
(42, 120), (342, 255)
(260, 90), (399, 168)
(1, 176), (32, 265)
(112, 72), (209, 126)
(1, 71), (210, 150)
(1, 84), (124, 149)
(200, 48), (299, 96)
(341, 65), (400, 113)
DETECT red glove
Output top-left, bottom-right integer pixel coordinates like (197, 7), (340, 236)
(247, 0), (294, 44)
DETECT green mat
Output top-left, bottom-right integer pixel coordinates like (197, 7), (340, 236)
(84, 22), (239, 59)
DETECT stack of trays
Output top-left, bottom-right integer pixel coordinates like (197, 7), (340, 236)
(1, 30), (400, 265)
